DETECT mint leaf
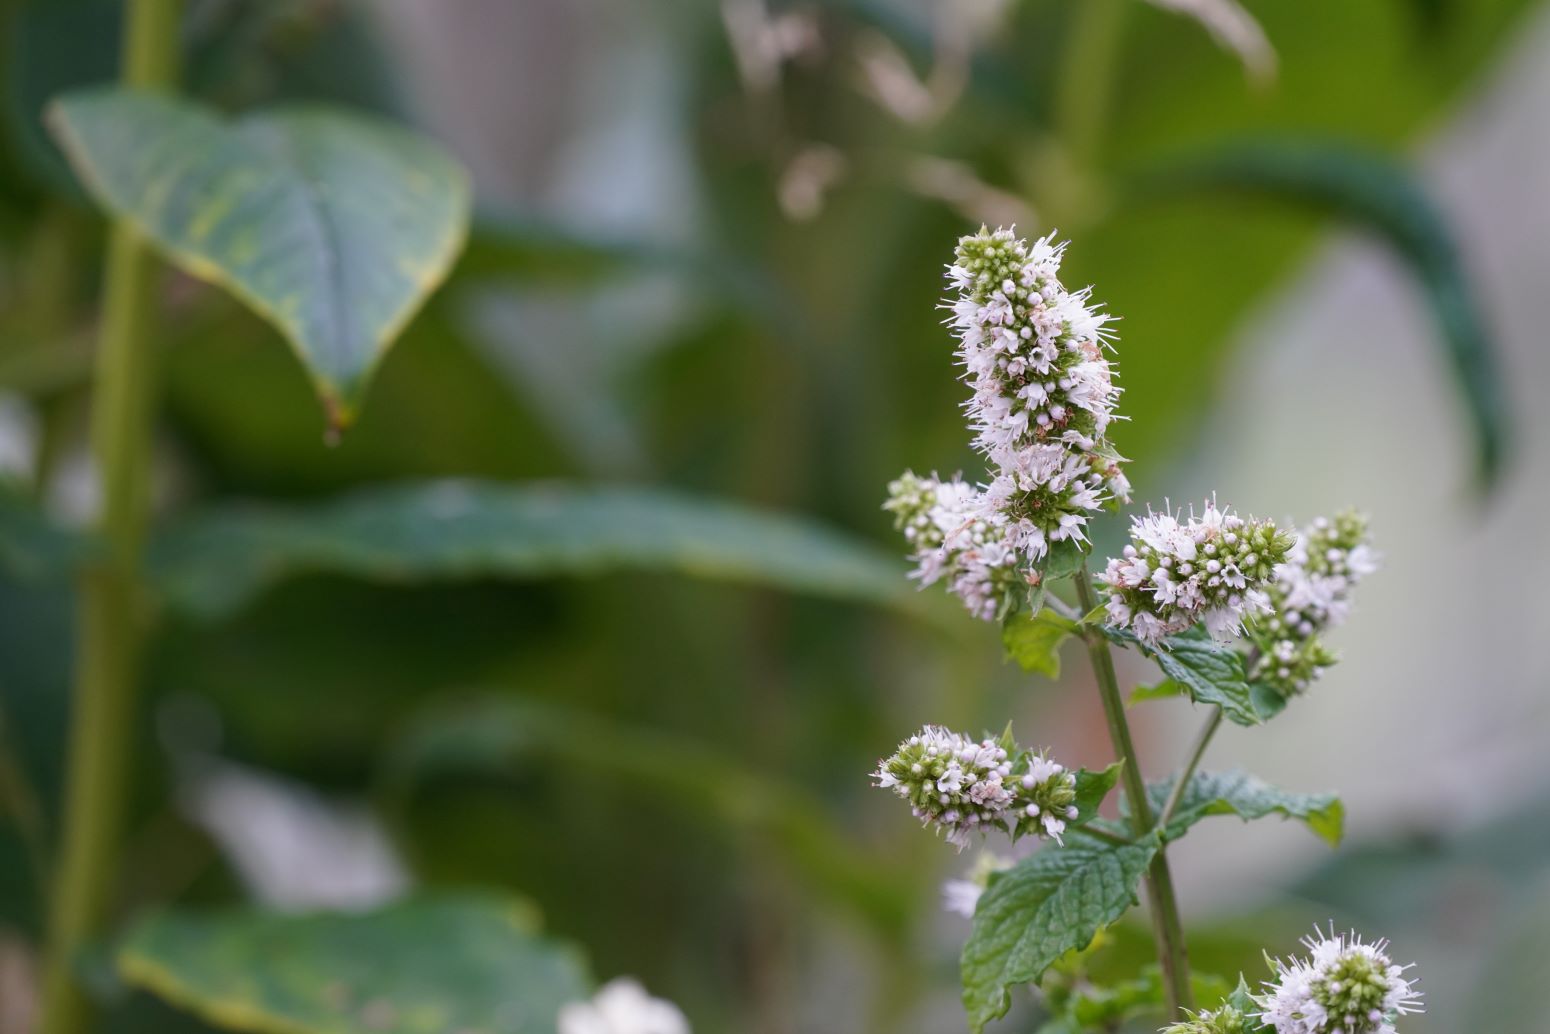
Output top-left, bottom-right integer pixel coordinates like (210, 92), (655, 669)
(961, 836), (1159, 1032)
(1107, 626), (1259, 726)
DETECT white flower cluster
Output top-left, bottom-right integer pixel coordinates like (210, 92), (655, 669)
(948, 228), (1130, 560)
(883, 228), (1129, 621)
(884, 471), (1025, 621)
(558, 979), (690, 1034)
(1098, 500), (1294, 645)
(1256, 928), (1422, 1034)
(1249, 512), (1378, 696)
(872, 725), (1077, 850)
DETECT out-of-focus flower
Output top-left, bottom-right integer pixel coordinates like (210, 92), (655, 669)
(776, 144), (847, 221)
(1255, 927), (1422, 1034)
(941, 850), (1012, 917)
(1144, 0), (1276, 86)
(1248, 512), (1378, 695)
(720, 0), (820, 95)
(1098, 500), (1292, 645)
(872, 725), (1076, 849)
(558, 979), (690, 1034)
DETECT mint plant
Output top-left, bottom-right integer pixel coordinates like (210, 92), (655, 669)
(874, 227), (1417, 1033)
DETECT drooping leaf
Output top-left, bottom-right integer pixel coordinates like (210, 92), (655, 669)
(1250, 680), (1290, 721)
(961, 835), (1160, 1032)
(1137, 769), (1344, 846)
(47, 88), (471, 426)
(383, 697), (911, 937)
(1070, 763), (1124, 828)
(1002, 608), (1078, 678)
(146, 479), (922, 619)
(116, 894), (592, 1034)
(1130, 678), (1186, 705)
(1138, 139), (1509, 487)
(1105, 626), (1259, 726)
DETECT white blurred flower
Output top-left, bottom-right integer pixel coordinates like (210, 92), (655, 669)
(1145, 0), (1276, 85)
(1256, 927), (1421, 1034)
(941, 850), (1013, 917)
(558, 979), (690, 1034)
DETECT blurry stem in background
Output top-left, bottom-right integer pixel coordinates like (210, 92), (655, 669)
(1055, 0), (1125, 171)
(1158, 706), (1223, 829)
(40, 3), (181, 1034)
(1073, 563), (1194, 1019)
(1157, 646), (1260, 828)
(1041, 0), (1126, 224)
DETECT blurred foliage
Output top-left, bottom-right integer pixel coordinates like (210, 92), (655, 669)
(0, 0), (1539, 1031)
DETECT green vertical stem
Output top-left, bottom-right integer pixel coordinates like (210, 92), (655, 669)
(40, 4), (181, 1034)
(1159, 706), (1223, 829)
(1073, 564), (1193, 1019)
(1055, 0), (1125, 172)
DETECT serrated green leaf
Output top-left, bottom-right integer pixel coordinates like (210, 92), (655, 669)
(1139, 140), (1509, 487)
(1140, 769), (1344, 846)
(1130, 678), (1186, 705)
(1002, 608), (1078, 677)
(1105, 626), (1259, 725)
(960, 836), (1159, 1032)
(146, 479), (922, 619)
(47, 88), (471, 426)
(116, 894), (592, 1034)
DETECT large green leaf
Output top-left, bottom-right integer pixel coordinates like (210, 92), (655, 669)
(961, 835), (1160, 1032)
(384, 696), (912, 937)
(1139, 769), (1344, 846)
(116, 894), (592, 1034)
(1105, 626), (1259, 726)
(47, 88), (471, 426)
(1138, 139), (1508, 486)
(0, 486), (87, 580)
(145, 479), (921, 619)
